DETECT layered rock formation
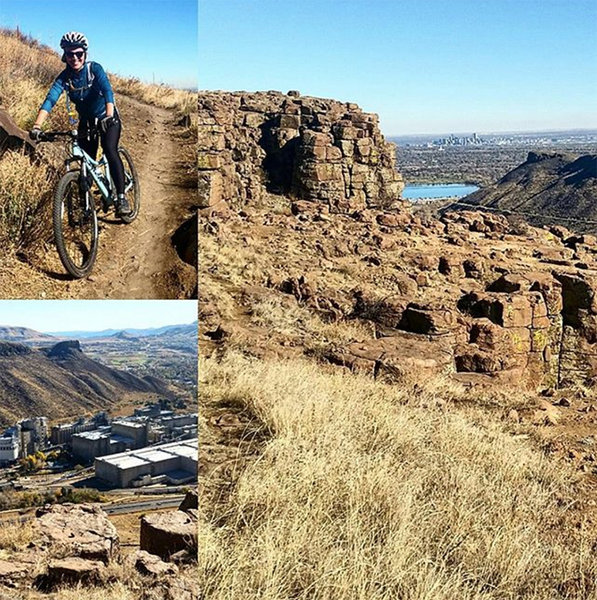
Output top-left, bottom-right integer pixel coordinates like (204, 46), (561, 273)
(198, 90), (404, 212)
(199, 91), (597, 391)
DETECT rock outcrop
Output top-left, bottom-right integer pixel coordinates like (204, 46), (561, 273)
(198, 90), (404, 212)
(140, 509), (198, 560)
(34, 503), (119, 563)
(0, 501), (198, 595)
(462, 151), (597, 233)
(199, 92), (597, 392)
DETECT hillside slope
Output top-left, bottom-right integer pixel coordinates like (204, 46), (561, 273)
(0, 339), (171, 426)
(0, 326), (55, 342)
(0, 28), (197, 299)
(462, 151), (597, 231)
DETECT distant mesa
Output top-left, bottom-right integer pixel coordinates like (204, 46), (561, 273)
(462, 152), (597, 232)
(0, 326), (55, 342)
(46, 339), (82, 358)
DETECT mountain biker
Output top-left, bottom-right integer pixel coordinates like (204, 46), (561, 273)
(30, 31), (131, 217)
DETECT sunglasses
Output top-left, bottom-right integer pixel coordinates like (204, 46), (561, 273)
(66, 51), (85, 59)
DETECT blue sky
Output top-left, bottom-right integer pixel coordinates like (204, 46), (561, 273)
(1, 0), (197, 89)
(199, 0), (597, 135)
(0, 300), (197, 332)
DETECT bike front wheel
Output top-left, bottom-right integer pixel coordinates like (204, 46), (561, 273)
(53, 171), (99, 279)
(119, 146), (140, 224)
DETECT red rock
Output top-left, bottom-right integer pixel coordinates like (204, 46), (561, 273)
(140, 511), (198, 560)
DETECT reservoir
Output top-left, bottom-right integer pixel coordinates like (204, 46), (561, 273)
(402, 183), (479, 201)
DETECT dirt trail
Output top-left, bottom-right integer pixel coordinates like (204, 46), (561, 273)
(0, 95), (196, 299)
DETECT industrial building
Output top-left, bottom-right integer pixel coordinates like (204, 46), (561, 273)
(72, 420), (149, 463)
(0, 431), (19, 464)
(94, 439), (198, 488)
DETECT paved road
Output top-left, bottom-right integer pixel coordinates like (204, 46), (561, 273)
(0, 495), (185, 524)
(102, 495), (185, 514)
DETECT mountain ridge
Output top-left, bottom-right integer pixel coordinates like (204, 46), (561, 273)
(462, 152), (597, 232)
(0, 340), (172, 426)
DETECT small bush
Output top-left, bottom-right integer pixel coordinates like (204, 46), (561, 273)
(0, 150), (54, 251)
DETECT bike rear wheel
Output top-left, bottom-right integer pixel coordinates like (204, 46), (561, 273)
(118, 146), (140, 224)
(53, 171), (98, 279)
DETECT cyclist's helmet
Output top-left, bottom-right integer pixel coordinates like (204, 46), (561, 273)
(60, 31), (88, 61)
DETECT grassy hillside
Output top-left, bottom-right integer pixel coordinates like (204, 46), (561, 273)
(199, 191), (597, 599)
(200, 351), (597, 599)
(0, 28), (196, 129)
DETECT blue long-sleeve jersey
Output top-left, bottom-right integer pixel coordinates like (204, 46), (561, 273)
(40, 61), (115, 120)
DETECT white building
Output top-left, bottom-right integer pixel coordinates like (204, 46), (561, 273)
(94, 439), (197, 488)
(0, 432), (19, 464)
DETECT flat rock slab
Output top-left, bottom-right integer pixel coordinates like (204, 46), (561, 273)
(34, 503), (119, 563)
(47, 557), (105, 585)
(134, 550), (179, 577)
(0, 558), (33, 578)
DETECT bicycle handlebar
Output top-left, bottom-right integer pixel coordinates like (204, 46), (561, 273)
(39, 130), (77, 142)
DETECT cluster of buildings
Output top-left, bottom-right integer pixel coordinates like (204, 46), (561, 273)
(433, 133), (483, 147)
(95, 438), (198, 487)
(0, 417), (48, 465)
(0, 402), (197, 470)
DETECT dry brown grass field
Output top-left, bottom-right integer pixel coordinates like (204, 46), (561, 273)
(199, 196), (597, 599)
(200, 352), (597, 600)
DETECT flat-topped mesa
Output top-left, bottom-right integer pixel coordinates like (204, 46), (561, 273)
(198, 90), (404, 213)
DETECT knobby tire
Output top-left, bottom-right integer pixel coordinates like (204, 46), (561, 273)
(53, 171), (99, 279)
(118, 146), (140, 224)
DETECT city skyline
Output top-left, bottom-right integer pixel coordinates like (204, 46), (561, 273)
(199, 0), (597, 135)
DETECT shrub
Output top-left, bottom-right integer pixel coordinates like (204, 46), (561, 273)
(0, 150), (54, 251)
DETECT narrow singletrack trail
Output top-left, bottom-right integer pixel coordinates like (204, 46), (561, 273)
(0, 95), (196, 299)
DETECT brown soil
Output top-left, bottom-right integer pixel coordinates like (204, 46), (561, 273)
(0, 95), (196, 299)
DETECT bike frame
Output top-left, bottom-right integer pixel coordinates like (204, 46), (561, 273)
(48, 130), (134, 202)
(68, 139), (112, 200)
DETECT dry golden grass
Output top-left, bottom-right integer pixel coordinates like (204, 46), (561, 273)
(0, 28), (69, 130)
(0, 522), (35, 552)
(200, 352), (597, 600)
(111, 76), (197, 118)
(0, 150), (54, 251)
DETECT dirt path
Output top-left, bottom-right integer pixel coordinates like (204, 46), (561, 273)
(0, 95), (196, 299)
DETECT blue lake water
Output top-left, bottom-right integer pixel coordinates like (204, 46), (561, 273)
(403, 183), (479, 201)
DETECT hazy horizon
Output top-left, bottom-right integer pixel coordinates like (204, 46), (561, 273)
(0, 300), (198, 333)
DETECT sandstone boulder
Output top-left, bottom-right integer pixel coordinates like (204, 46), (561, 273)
(34, 503), (119, 563)
(140, 511), (198, 560)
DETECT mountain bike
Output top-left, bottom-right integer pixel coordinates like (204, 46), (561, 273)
(39, 130), (140, 279)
